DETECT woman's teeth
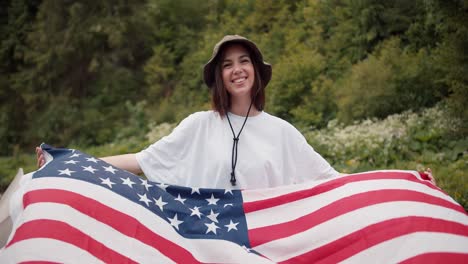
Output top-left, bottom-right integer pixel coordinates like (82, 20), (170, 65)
(233, 77), (246, 83)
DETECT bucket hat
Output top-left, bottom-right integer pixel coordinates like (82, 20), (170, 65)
(203, 35), (272, 88)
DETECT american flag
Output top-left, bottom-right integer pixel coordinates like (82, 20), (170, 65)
(1, 145), (467, 263)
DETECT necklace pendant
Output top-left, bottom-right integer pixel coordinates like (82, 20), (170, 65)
(230, 171), (236, 186)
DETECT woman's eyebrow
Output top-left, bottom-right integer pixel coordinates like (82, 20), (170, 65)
(223, 54), (250, 62)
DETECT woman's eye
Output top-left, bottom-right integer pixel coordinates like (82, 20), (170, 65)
(223, 64), (231, 68)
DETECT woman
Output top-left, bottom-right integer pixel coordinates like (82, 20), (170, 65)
(36, 35), (341, 189)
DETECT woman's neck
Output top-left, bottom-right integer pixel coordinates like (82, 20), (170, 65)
(229, 100), (260, 117)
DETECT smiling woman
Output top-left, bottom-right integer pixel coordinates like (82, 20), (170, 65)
(37, 35), (340, 190)
(220, 45), (256, 114)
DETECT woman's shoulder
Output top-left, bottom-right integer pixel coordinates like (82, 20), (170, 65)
(185, 110), (219, 121)
(262, 112), (300, 131)
(262, 112), (309, 147)
(179, 110), (220, 126)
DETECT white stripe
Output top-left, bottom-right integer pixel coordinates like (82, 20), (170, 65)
(246, 179), (457, 229)
(242, 177), (327, 203)
(342, 232), (468, 263)
(252, 201), (468, 262)
(17, 203), (174, 263)
(0, 238), (104, 263)
(19, 177), (274, 263)
(242, 170), (423, 203)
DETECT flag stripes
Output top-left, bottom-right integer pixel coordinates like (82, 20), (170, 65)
(341, 233), (468, 263)
(250, 201), (468, 262)
(248, 189), (464, 247)
(1, 145), (467, 263)
(240, 171), (468, 262)
(3, 177), (273, 264)
(244, 171), (454, 214)
(243, 174), (458, 230)
(7, 219), (137, 264)
(21, 192), (187, 263)
(1, 238), (103, 263)
(281, 217), (468, 263)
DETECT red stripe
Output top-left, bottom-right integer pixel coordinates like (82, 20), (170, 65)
(280, 217), (468, 264)
(244, 171), (446, 214)
(7, 219), (136, 263)
(248, 189), (465, 247)
(20, 189), (199, 263)
(400, 252), (468, 264)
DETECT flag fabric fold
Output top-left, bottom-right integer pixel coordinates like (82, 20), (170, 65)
(1, 144), (467, 263)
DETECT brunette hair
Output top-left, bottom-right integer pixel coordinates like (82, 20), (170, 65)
(210, 42), (266, 117)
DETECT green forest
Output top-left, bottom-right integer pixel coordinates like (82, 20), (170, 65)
(1, 0), (467, 208)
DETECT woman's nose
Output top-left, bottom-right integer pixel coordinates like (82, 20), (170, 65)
(233, 64), (243, 74)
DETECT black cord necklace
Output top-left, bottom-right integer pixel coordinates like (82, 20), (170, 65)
(225, 102), (254, 186)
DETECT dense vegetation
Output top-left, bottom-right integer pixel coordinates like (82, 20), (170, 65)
(1, 0), (467, 207)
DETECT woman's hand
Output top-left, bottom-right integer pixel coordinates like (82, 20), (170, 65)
(35, 147), (46, 168)
(426, 168), (436, 185)
(421, 168), (436, 185)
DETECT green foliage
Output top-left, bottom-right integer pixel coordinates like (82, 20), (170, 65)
(305, 104), (467, 209)
(1, 0), (154, 154)
(2, 0), (466, 153)
(269, 46), (324, 111)
(0, 152), (36, 191)
(0, 0), (40, 155)
(336, 38), (444, 122)
(429, 0), (468, 131)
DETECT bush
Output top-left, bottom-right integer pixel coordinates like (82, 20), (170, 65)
(305, 103), (467, 210)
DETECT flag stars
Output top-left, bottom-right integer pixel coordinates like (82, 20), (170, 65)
(190, 187), (201, 195)
(58, 168), (75, 176)
(82, 165), (98, 174)
(154, 196), (168, 211)
(64, 160), (78, 165)
(205, 222), (220, 235)
(103, 165), (118, 174)
(207, 209), (219, 223)
(174, 194), (186, 204)
(224, 189), (233, 195)
(224, 203), (234, 208)
(168, 214), (184, 231)
(140, 179), (152, 191)
(121, 177), (136, 188)
(189, 206), (203, 219)
(225, 220), (239, 232)
(69, 153), (81, 158)
(100, 177), (115, 189)
(206, 194), (219, 205)
(86, 157), (99, 163)
(157, 183), (169, 192)
(138, 193), (152, 207)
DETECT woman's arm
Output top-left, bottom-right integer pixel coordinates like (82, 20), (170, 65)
(100, 154), (142, 175)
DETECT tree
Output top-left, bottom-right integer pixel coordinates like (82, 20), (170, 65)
(0, 0), (41, 155)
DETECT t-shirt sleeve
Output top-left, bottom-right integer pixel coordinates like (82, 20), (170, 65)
(135, 113), (200, 184)
(291, 130), (339, 183)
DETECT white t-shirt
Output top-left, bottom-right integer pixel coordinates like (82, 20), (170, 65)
(136, 111), (339, 189)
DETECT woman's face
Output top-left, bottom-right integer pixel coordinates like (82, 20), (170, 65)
(221, 44), (255, 102)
